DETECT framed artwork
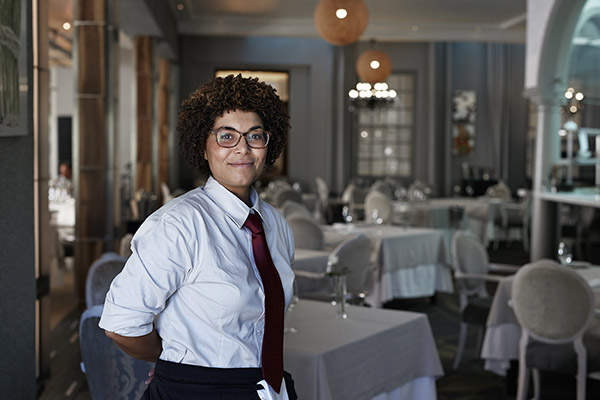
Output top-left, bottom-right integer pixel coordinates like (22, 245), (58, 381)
(452, 90), (476, 156)
(0, 0), (28, 137)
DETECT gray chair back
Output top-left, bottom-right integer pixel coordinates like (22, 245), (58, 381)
(80, 305), (154, 400)
(274, 188), (304, 208)
(287, 215), (324, 250)
(119, 233), (134, 258)
(85, 252), (127, 309)
(364, 191), (393, 224)
(451, 231), (489, 294)
(280, 200), (312, 219)
(328, 234), (374, 296)
(512, 259), (594, 343)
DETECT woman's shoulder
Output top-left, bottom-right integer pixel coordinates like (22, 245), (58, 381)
(137, 187), (214, 234)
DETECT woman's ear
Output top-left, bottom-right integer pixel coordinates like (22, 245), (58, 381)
(203, 150), (207, 160)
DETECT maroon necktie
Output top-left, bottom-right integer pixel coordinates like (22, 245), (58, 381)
(244, 213), (285, 393)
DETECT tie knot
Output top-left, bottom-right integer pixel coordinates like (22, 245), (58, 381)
(244, 212), (264, 235)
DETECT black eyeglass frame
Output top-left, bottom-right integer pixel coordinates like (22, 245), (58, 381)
(210, 128), (271, 149)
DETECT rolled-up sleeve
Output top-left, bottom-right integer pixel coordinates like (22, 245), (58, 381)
(99, 216), (192, 336)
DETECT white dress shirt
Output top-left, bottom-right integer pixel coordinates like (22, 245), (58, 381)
(99, 176), (295, 378)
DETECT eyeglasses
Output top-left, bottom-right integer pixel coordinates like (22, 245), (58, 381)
(210, 127), (271, 149)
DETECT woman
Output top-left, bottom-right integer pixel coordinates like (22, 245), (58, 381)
(100, 74), (297, 400)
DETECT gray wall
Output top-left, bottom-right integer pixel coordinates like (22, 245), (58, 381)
(0, 15), (36, 398)
(177, 36), (335, 193)
(0, 136), (36, 398)
(176, 37), (527, 196)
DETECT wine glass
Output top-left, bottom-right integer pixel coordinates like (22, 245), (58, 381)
(284, 280), (299, 334)
(371, 208), (383, 225)
(557, 241), (573, 265)
(342, 205), (353, 223)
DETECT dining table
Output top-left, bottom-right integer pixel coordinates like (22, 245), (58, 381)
(394, 197), (506, 247)
(320, 223), (453, 305)
(480, 263), (600, 376)
(284, 299), (444, 400)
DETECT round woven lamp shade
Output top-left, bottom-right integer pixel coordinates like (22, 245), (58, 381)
(314, 0), (368, 46)
(356, 50), (392, 84)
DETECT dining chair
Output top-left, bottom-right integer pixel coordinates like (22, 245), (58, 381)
(369, 179), (396, 200)
(314, 176), (331, 224)
(287, 214), (325, 250)
(364, 190), (393, 224)
(85, 252), (127, 309)
(341, 182), (367, 222)
(280, 200), (313, 219)
(273, 188), (304, 208)
(451, 231), (519, 369)
(499, 188), (531, 251)
(512, 259), (600, 400)
(119, 233), (134, 258)
(294, 234), (375, 305)
(80, 305), (154, 400)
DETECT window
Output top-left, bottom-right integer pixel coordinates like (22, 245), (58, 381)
(354, 72), (414, 178)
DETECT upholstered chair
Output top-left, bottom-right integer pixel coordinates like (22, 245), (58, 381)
(512, 259), (600, 400)
(85, 252), (127, 309)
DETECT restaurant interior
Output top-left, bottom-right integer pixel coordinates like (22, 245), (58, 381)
(3, 0), (600, 399)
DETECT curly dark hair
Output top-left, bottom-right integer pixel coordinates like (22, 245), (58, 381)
(178, 74), (290, 176)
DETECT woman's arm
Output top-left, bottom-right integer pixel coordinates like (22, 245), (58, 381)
(105, 328), (163, 363)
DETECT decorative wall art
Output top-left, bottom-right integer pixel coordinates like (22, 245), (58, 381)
(451, 90), (476, 156)
(0, 0), (27, 137)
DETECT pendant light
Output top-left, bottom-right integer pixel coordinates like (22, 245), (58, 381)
(314, 0), (368, 46)
(356, 49), (391, 84)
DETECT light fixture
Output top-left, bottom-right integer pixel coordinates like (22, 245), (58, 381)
(314, 0), (368, 46)
(356, 49), (392, 84)
(62, 21), (71, 30)
(348, 82), (397, 108)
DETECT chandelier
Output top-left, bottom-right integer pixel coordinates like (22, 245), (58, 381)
(348, 82), (397, 108)
(349, 47), (396, 108)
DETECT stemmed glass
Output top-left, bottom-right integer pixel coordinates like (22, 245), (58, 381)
(372, 208), (383, 225)
(284, 279), (299, 334)
(332, 274), (348, 319)
(557, 241), (573, 265)
(342, 205), (353, 223)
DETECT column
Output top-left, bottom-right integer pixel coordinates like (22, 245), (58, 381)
(73, 0), (117, 304)
(135, 36), (153, 193)
(530, 96), (562, 260)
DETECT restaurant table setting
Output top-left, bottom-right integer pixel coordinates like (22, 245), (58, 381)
(319, 223), (453, 305)
(480, 262), (600, 376)
(284, 299), (444, 400)
(402, 197), (506, 247)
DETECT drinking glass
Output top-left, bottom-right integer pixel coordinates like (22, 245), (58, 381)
(284, 280), (299, 334)
(332, 275), (348, 319)
(557, 241), (573, 265)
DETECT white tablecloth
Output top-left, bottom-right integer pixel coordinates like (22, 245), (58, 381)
(481, 264), (600, 376)
(284, 300), (444, 400)
(322, 224), (453, 304)
(49, 197), (75, 242)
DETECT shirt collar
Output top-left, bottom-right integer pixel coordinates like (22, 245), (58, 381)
(204, 176), (270, 230)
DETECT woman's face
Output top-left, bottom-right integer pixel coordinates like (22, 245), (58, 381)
(204, 110), (267, 205)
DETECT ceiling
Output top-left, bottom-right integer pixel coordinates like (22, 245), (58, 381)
(169, 0), (527, 43)
(47, 0), (527, 66)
